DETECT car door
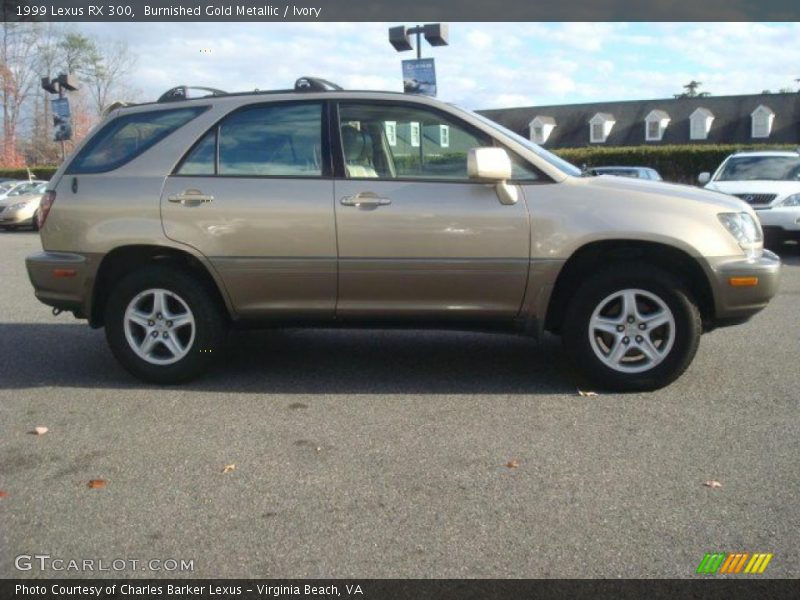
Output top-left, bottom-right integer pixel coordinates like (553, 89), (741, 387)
(161, 101), (337, 319)
(333, 101), (531, 320)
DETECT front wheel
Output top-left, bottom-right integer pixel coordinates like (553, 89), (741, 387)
(562, 264), (702, 391)
(104, 266), (226, 384)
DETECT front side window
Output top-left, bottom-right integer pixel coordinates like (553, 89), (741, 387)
(69, 107), (206, 174)
(218, 103), (322, 177)
(178, 129), (216, 175)
(338, 103), (540, 181)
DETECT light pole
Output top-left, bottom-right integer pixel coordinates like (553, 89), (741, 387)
(41, 73), (78, 161)
(388, 23), (449, 169)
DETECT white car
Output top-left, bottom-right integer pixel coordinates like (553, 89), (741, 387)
(699, 151), (800, 244)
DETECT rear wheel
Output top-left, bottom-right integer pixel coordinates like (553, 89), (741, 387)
(562, 263), (701, 391)
(104, 265), (226, 384)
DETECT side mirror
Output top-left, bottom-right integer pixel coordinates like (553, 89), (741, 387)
(467, 147), (518, 205)
(697, 172), (711, 185)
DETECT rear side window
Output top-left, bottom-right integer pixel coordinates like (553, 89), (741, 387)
(68, 107), (207, 174)
(175, 102), (324, 177)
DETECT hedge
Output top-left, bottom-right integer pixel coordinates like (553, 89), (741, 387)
(2, 143), (796, 185)
(552, 143), (797, 183)
(0, 166), (58, 180)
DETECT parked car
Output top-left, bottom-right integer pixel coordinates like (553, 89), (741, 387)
(0, 180), (45, 202)
(587, 166), (663, 181)
(699, 150), (800, 245)
(0, 182), (48, 230)
(26, 77), (780, 390)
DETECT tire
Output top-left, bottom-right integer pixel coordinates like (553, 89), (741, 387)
(561, 263), (702, 392)
(31, 211), (39, 231)
(104, 265), (226, 384)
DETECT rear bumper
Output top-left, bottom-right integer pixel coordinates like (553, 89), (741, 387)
(25, 251), (99, 319)
(706, 250), (781, 325)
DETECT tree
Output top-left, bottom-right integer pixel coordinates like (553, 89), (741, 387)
(81, 39), (137, 115)
(59, 31), (96, 74)
(673, 80), (711, 99)
(0, 22), (41, 166)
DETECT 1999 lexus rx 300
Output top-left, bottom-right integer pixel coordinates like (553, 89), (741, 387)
(27, 78), (780, 390)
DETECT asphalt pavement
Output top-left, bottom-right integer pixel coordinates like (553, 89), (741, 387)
(0, 231), (798, 578)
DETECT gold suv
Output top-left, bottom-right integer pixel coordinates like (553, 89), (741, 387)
(26, 78), (780, 390)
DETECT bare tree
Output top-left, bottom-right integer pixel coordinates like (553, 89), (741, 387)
(0, 22), (41, 166)
(81, 39), (137, 115)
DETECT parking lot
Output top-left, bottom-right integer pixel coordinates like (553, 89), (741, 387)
(0, 230), (798, 579)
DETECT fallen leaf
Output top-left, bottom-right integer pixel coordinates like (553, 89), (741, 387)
(87, 479), (107, 489)
(31, 426), (49, 435)
(222, 464), (236, 474)
(578, 390), (598, 397)
(505, 460), (520, 469)
(0, 491), (8, 498)
(703, 480), (723, 489)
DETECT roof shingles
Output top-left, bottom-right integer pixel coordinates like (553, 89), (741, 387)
(478, 92), (800, 148)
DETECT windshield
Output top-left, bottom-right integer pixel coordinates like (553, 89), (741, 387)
(9, 183), (37, 196)
(716, 155), (800, 181)
(469, 111), (582, 177)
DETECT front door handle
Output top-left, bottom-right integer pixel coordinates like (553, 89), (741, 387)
(340, 192), (392, 208)
(168, 189), (215, 206)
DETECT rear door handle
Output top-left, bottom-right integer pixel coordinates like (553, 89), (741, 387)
(168, 189), (214, 206)
(340, 192), (391, 208)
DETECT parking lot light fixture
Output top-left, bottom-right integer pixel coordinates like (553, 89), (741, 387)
(388, 23), (449, 59)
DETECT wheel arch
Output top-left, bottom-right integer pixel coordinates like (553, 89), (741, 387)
(544, 239), (715, 334)
(90, 245), (233, 328)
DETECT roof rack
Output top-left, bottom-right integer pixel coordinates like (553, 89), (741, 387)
(294, 77), (342, 92)
(157, 85), (228, 103)
(146, 78), (345, 107)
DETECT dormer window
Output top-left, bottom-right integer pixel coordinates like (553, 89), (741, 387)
(529, 115), (556, 145)
(751, 105), (775, 138)
(589, 113), (615, 143)
(644, 110), (670, 142)
(689, 108), (714, 140)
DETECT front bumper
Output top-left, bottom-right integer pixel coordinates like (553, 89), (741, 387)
(706, 250), (781, 325)
(0, 204), (36, 226)
(754, 206), (800, 232)
(26, 251), (99, 319)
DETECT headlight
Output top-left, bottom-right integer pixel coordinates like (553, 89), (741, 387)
(780, 193), (800, 207)
(8, 202), (29, 211)
(718, 212), (763, 257)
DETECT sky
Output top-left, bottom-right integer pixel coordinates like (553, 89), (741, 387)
(73, 22), (800, 110)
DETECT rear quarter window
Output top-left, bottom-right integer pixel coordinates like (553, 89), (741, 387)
(67, 106), (208, 174)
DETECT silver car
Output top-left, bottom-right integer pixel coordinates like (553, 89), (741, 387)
(26, 78), (780, 390)
(0, 182), (48, 230)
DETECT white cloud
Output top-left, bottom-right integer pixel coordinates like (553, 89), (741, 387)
(61, 22), (800, 111)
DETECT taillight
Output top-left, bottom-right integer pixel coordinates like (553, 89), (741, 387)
(38, 190), (56, 230)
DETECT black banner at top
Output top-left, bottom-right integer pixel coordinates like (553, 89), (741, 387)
(2, 0), (800, 22)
